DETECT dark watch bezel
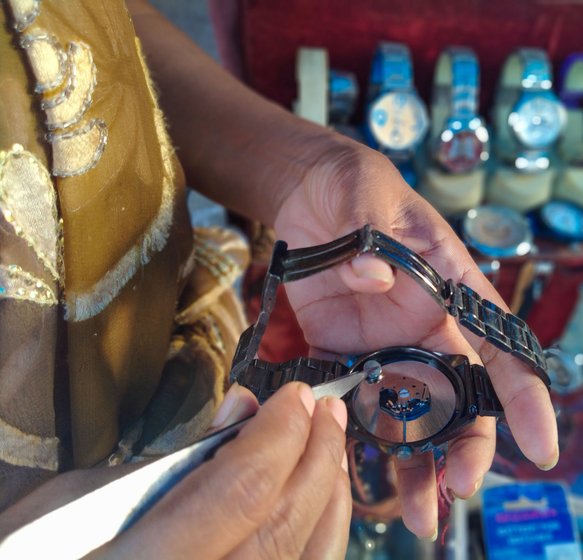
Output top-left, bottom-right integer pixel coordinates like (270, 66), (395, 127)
(346, 347), (501, 454)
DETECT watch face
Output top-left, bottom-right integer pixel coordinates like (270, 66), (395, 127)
(436, 127), (488, 173)
(462, 205), (533, 258)
(368, 92), (428, 152)
(540, 200), (583, 241)
(509, 94), (566, 149)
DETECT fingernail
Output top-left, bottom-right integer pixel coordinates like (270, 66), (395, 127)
(211, 384), (244, 428)
(323, 397), (348, 430)
(475, 476), (484, 492)
(471, 476), (484, 497)
(421, 527), (438, 542)
(297, 383), (315, 417)
(341, 451), (348, 473)
(537, 450), (559, 471)
(448, 476), (484, 501)
(352, 258), (394, 284)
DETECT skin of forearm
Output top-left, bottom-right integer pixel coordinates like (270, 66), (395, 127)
(126, 0), (353, 225)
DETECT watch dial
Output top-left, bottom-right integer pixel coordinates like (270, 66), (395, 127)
(510, 96), (564, 149)
(463, 206), (533, 257)
(351, 361), (456, 445)
(369, 92), (428, 151)
(437, 130), (485, 173)
(541, 200), (583, 241)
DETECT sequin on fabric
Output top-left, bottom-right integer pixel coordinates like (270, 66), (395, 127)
(0, 145), (61, 281)
(0, 264), (57, 305)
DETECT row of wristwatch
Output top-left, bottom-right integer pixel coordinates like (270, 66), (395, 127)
(329, 43), (578, 176)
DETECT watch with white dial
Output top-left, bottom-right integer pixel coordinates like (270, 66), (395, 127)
(495, 48), (566, 173)
(365, 43), (429, 163)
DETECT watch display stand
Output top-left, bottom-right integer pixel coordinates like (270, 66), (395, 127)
(486, 166), (555, 212)
(555, 110), (583, 207)
(420, 167), (485, 216)
(554, 167), (583, 208)
(293, 47), (328, 126)
(487, 101), (555, 212)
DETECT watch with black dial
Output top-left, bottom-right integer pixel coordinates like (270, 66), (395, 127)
(229, 226), (550, 458)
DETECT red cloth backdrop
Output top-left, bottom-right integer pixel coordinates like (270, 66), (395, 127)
(236, 0), (583, 117)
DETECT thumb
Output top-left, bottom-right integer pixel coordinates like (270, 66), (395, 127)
(210, 383), (259, 429)
(338, 253), (395, 294)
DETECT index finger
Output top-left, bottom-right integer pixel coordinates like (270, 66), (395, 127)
(454, 258), (558, 470)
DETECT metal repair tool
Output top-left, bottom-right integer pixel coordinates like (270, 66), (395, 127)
(0, 370), (368, 560)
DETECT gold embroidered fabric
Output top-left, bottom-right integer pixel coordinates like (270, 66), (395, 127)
(0, 1), (248, 510)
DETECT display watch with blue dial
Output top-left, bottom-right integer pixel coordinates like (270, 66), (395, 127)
(365, 43), (429, 163)
(496, 48), (566, 172)
(432, 47), (489, 173)
(537, 199), (583, 242)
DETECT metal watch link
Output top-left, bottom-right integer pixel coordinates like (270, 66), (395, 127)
(236, 356), (349, 404)
(229, 226), (550, 456)
(432, 46), (489, 173)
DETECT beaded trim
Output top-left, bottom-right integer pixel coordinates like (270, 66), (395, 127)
(0, 264), (57, 306)
(0, 145), (62, 281)
(7, 0), (41, 33)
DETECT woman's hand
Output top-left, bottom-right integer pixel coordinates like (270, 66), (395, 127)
(1, 384), (350, 560)
(88, 383), (351, 559)
(273, 140), (558, 539)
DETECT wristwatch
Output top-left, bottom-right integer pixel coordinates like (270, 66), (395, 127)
(495, 48), (566, 172)
(229, 226), (550, 458)
(536, 199), (583, 242)
(432, 46), (489, 173)
(364, 43), (429, 163)
(461, 205), (533, 258)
